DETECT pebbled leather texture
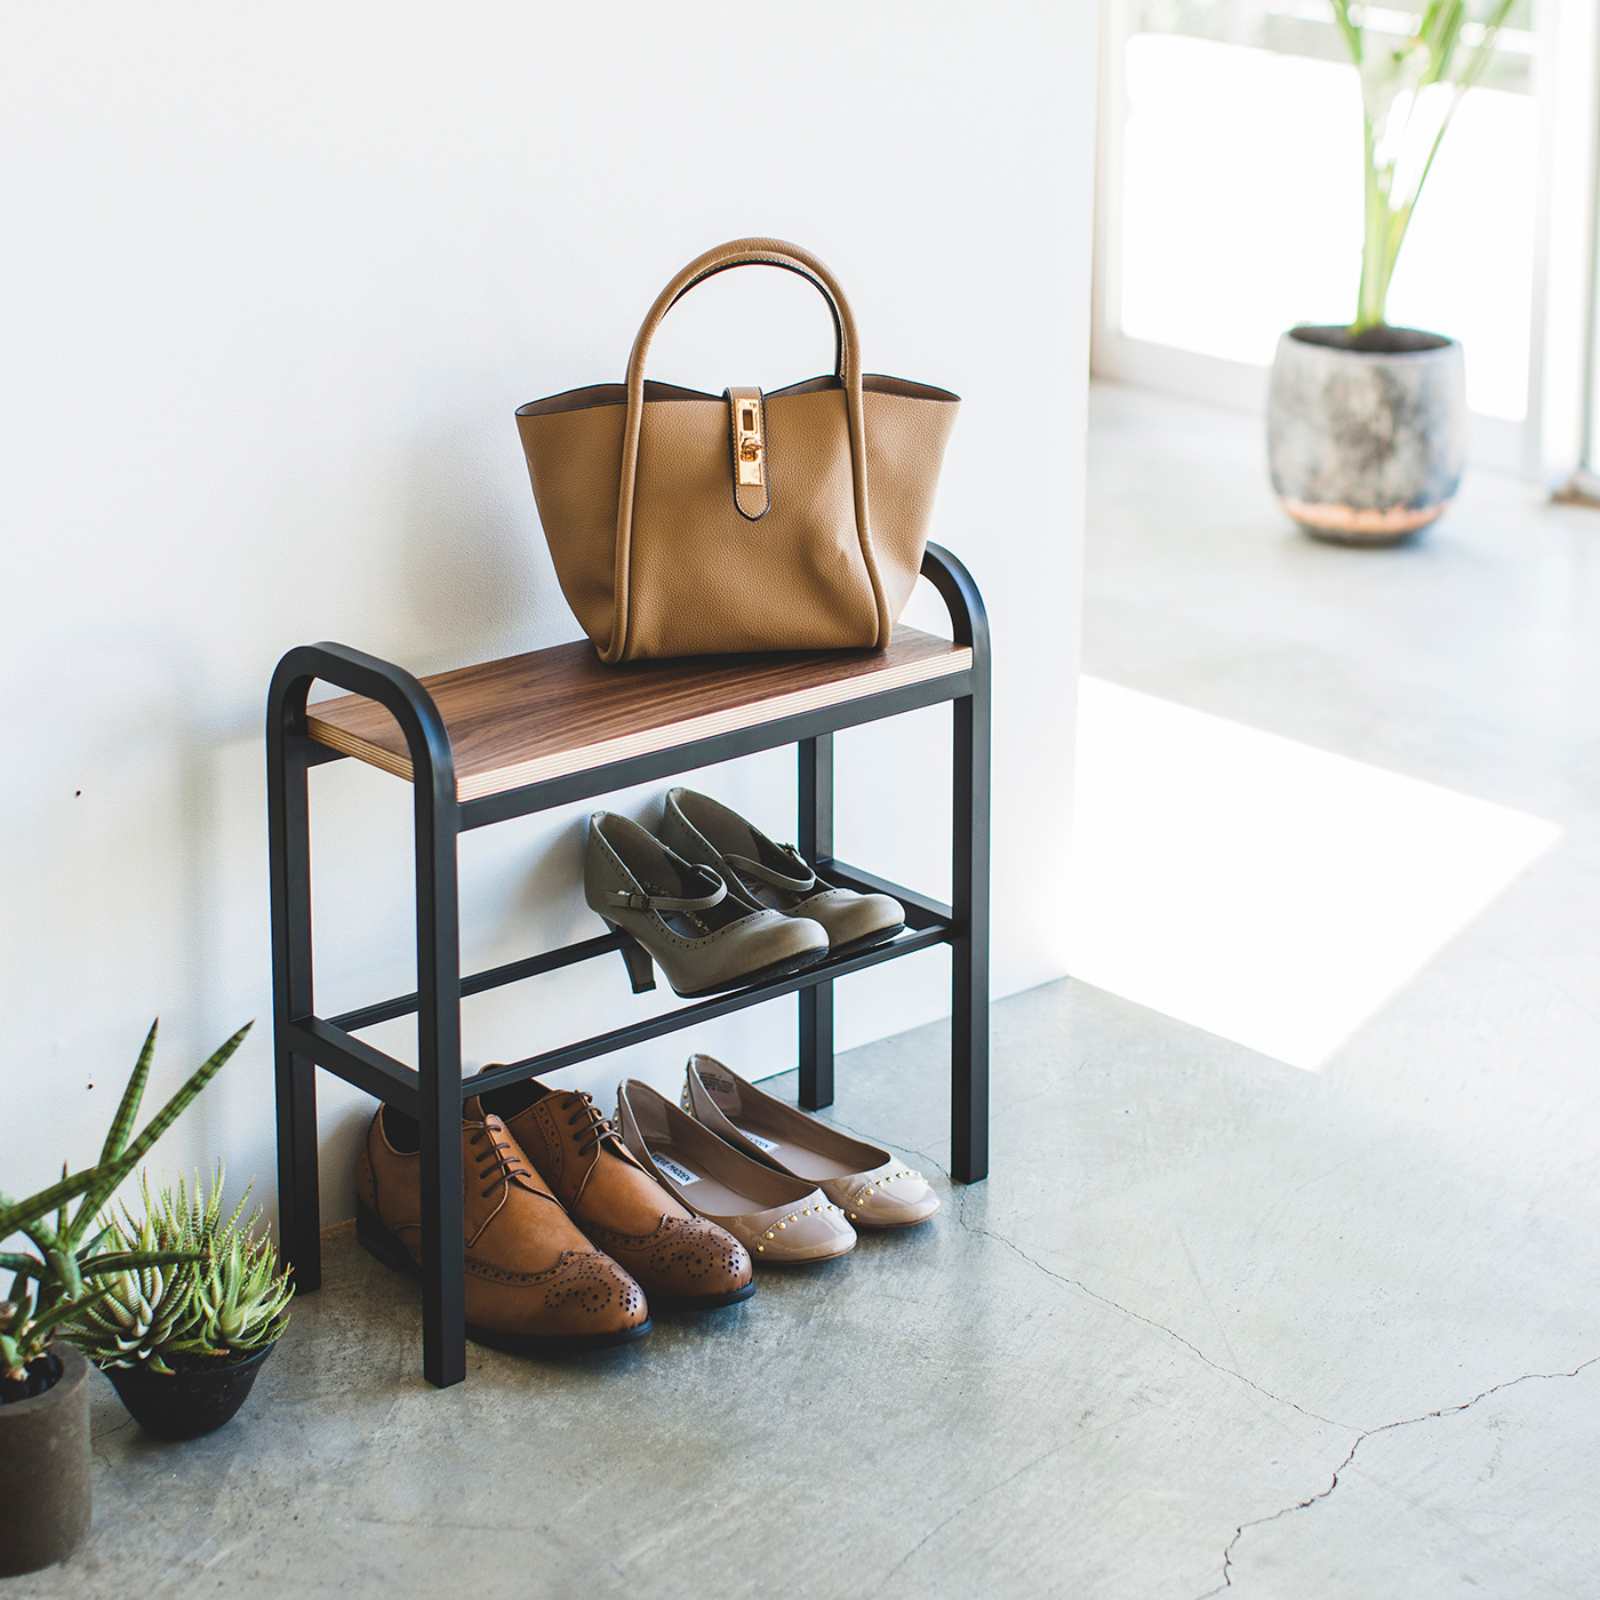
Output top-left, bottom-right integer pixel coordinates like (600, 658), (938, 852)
(515, 237), (959, 662)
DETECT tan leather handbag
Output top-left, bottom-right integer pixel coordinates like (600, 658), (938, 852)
(515, 237), (959, 663)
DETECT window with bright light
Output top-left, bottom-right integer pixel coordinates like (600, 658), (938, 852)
(1106, 1), (1538, 421)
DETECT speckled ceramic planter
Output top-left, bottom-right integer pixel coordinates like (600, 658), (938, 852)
(1268, 324), (1466, 544)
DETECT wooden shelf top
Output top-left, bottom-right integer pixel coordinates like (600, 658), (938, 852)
(306, 627), (972, 801)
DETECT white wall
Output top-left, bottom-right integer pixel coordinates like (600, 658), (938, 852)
(0, 2), (1094, 1228)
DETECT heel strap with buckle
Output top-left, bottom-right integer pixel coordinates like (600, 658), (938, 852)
(607, 867), (728, 915)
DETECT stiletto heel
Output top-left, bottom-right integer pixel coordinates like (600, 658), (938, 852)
(604, 921), (657, 994)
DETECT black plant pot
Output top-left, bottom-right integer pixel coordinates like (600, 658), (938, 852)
(106, 1343), (274, 1441)
(0, 1345), (92, 1576)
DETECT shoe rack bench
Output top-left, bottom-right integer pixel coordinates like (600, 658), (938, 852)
(267, 544), (989, 1388)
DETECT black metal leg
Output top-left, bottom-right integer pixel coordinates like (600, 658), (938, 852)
(951, 683), (991, 1183)
(414, 782), (465, 1389)
(271, 642), (465, 1386)
(798, 734), (835, 1110)
(919, 543), (993, 1184)
(268, 728), (322, 1290)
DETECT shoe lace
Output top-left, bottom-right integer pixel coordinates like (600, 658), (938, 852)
(564, 1092), (619, 1157)
(468, 1120), (537, 1199)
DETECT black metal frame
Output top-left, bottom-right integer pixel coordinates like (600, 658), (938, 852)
(267, 543), (989, 1388)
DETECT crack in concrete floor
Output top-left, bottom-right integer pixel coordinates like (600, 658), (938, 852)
(829, 1108), (1600, 1597)
(945, 1186), (1599, 1599)
(838, 1107), (1363, 1433)
(791, 1092), (1600, 1597)
(822, 1108), (1376, 1589)
(1192, 1355), (1600, 1598)
(952, 1178), (1600, 1599)
(953, 1192), (1353, 1432)
(829, 1108), (1352, 1429)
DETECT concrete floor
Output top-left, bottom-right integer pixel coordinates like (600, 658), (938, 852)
(20, 387), (1600, 1599)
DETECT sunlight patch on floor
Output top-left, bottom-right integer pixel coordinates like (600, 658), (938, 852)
(1066, 678), (1561, 1071)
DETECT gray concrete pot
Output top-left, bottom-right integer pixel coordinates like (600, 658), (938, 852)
(0, 1346), (92, 1576)
(1267, 324), (1466, 544)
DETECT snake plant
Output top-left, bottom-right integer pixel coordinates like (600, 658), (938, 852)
(1331, 1), (1520, 333)
(63, 1167), (291, 1373)
(0, 1020), (251, 1384)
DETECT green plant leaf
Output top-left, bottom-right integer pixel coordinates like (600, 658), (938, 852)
(1329, 0), (1362, 64)
(74, 1022), (253, 1228)
(1341, 0), (1523, 330)
(78, 1249), (206, 1277)
(16, 1222), (84, 1306)
(101, 1019), (158, 1169)
(57, 1158), (293, 1369)
(26, 1287), (116, 1342)
(70, 1019), (159, 1235)
(0, 1166), (104, 1241)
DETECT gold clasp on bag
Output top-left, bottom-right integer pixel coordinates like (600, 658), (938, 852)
(735, 402), (764, 486)
(726, 386), (770, 521)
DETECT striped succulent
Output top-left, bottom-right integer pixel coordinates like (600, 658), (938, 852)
(64, 1168), (292, 1374)
(65, 1199), (200, 1372)
(1, 1020), (251, 1384)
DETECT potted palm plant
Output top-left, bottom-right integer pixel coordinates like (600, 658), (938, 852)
(62, 1166), (292, 1440)
(0, 1020), (249, 1576)
(1268, 1), (1518, 542)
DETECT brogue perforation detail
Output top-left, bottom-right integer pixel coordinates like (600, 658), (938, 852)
(539, 1252), (644, 1318)
(463, 1247), (610, 1289)
(583, 1215), (751, 1289)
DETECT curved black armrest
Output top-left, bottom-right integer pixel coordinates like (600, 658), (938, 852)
(267, 641), (457, 811)
(921, 543), (990, 664)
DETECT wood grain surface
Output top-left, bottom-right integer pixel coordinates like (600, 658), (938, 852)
(306, 627), (971, 800)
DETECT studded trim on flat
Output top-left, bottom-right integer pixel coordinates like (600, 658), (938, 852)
(820, 1161), (940, 1228)
(746, 1196), (849, 1256)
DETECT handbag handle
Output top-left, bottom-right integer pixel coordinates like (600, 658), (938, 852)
(625, 238), (860, 391)
(606, 238), (884, 663)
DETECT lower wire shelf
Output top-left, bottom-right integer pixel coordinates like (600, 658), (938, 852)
(295, 857), (954, 1111)
(466, 920), (951, 1097)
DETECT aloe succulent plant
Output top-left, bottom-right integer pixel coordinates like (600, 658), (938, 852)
(0, 1020), (251, 1384)
(1331, 1), (1520, 332)
(63, 1168), (292, 1373)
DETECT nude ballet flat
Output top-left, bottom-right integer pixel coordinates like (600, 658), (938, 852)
(682, 1054), (940, 1230)
(616, 1079), (856, 1264)
(658, 787), (905, 956)
(585, 812), (829, 998)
